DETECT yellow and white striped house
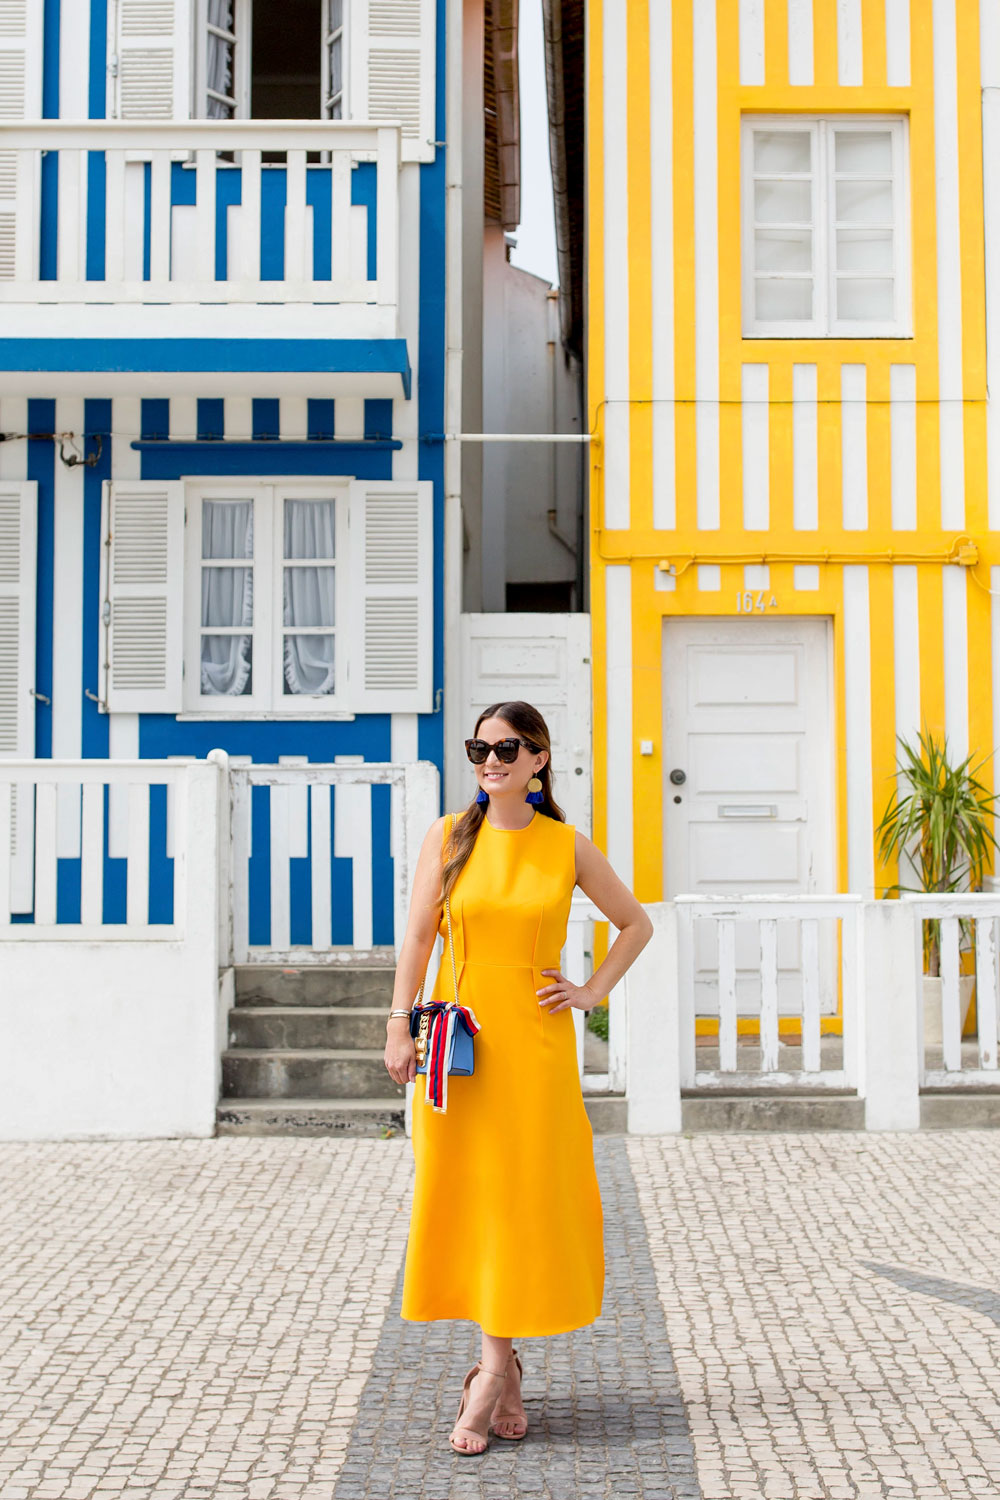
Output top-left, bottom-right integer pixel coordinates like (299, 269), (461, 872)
(587, 0), (1000, 1022)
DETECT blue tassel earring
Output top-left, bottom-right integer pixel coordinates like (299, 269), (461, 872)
(525, 776), (544, 805)
(476, 787), (489, 804)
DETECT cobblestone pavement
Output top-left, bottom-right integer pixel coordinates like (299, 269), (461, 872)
(331, 1135), (700, 1500)
(628, 1132), (1000, 1500)
(1, 1132), (999, 1499)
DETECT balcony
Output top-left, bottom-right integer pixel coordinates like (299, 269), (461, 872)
(0, 120), (409, 396)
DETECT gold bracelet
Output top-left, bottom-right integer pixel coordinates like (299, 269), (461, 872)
(387, 1009), (412, 1020)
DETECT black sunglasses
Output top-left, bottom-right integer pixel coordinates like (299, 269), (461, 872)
(465, 736), (541, 765)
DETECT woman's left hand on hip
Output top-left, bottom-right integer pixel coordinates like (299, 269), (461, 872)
(536, 969), (598, 1013)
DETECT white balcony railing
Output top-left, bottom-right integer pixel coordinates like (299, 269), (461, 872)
(0, 120), (400, 309)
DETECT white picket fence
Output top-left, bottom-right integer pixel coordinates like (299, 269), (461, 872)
(2, 756), (999, 1134)
(0, 120), (399, 308)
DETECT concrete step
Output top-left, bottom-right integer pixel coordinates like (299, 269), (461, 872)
(920, 1092), (1000, 1128)
(584, 1093), (627, 1134)
(221, 1048), (404, 1101)
(234, 965), (396, 1009)
(229, 1006), (391, 1050)
(216, 1097), (405, 1138)
(681, 1093), (866, 1131)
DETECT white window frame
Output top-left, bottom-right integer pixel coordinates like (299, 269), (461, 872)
(195, 0), (251, 119)
(322, 0), (347, 119)
(183, 478), (348, 716)
(741, 114), (912, 339)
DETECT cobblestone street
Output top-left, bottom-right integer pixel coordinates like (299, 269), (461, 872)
(1, 1131), (998, 1499)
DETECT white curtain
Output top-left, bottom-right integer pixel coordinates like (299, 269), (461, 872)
(283, 499), (336, 696)
(201, 499), (254, 695)
(206, 0), (235, 119)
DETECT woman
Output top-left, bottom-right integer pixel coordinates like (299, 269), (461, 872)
(383, 700), (653, 1455)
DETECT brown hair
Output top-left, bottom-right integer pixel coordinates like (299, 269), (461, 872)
(437, 700), (566, 903)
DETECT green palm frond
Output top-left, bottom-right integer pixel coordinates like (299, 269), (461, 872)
(875, 729), (1000, 974)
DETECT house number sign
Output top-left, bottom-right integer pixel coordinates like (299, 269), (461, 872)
(736, 590), (779, 613)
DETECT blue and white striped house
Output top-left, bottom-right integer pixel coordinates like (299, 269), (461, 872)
(0, 0), (444, 962)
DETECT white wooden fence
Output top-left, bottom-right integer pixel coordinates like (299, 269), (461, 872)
(2, 758), (999, 1132)
(0, 120), (400, 307)
(0, 756), (219, 938)
(903, 893), (1000, 1086)
(228, 759), (439, 965)
(675, 895), (862, 1091)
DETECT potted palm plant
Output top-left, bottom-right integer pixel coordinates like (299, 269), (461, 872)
(876, 730), (999, 1044)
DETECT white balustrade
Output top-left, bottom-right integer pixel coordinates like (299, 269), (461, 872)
(0, 757), (215, 939)
(674, 895), (863, 1091)
(902, 894), (1000, 1086)
(0, 120), (400, 308)
(228, 760), (438, 964)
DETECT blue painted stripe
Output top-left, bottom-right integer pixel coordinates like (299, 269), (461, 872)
(139, 443), (394, 482)
(307, 399), (335, 439)
(306, 167), (332, 281)
(252, 398), (280, 441)
(364, 399), (393, 441)
(39, 0), (60, 281)
(0, 340), (412, 384)
(352, 162), (378, 282)
(86, 152), (106, 280)
(197, 399), (224, 441)
(416, 0), (447, 778)
(261, 169), (287, 280)
(28, 400), (55, 759)
(81, 398), (110, 757)
(133, 438), (400, 455)
(88, 0), (107, 118)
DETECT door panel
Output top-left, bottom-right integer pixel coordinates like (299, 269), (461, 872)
(664, 616), (835, 1015)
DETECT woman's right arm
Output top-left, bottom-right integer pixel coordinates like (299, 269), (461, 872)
(383, 813), (448, 1085)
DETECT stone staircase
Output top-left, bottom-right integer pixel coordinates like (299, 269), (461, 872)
(216, 964), (406, 1137)
(216, 963), (629, 1137)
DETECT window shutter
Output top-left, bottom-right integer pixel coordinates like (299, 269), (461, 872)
(110, 0), (193, 120)
(0, 482), (37, 913)
(349, 0), (436, 164)
(103, 480), (184, 714)
(0, 0), (43, 281)
(347, 479), (433, 712)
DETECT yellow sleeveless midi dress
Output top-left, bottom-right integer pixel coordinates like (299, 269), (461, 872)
(400, 808), (605, 1337)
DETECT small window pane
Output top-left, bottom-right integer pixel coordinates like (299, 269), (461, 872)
(755, 278), (813, 321)
(835, 179), (893, 224)
(203, 499), (253, 560)
(201, 635), (252, 696)
(836, 227), (893, 272)
(283, 567), (335, 627)
(284, 498), (335, 559)
(754, 130), (811, 174)
(755, 228), (812, 272)
(754, 179), (812, 224)
(202, 566), (253, 628)
(284, 635), (336, 695)
(837, 278), (894, 321)
(835, 130), (892, 173)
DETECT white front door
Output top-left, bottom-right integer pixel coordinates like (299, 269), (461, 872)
(455, 613), (592, 833)
(663, 616), (835, 1013)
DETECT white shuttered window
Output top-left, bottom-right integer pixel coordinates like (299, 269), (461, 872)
(109, 0), (193, 120)
(347, 479), (432, 713)
(0, 481), (37, 913)
(102, 481), (185, 713)
(0, 0), (43, 281)
(349, 0), (436, 163)
(742, 116), (911, 338)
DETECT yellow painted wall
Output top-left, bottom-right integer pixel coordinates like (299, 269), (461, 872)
(587, 0), (997, 1030)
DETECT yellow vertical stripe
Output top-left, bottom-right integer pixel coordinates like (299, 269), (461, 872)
(865, 363), (892, 534)
(587, 0), (606, 854)
(860, 0), (887, 85)
(812, 0), (838, 87)
(764, 0), (789, 86)
(868, 566), (897, 895)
